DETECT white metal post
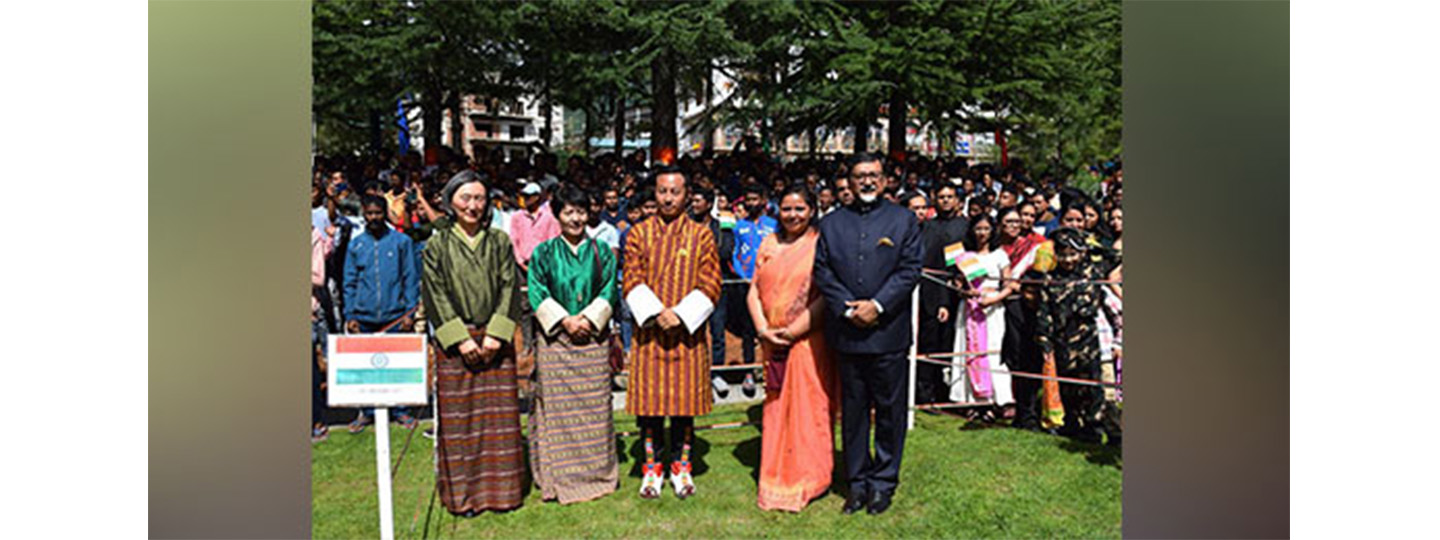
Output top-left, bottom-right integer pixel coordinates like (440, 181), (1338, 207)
(907, 285), (919, 430)
(374, 407), (395, 540)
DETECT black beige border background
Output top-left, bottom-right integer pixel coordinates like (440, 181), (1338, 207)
(149, 2), (1288, 537)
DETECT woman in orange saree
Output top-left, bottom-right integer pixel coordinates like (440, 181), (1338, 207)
(749, 185), (838, 512)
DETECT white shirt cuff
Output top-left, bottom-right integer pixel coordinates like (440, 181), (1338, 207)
(626, 284), (664, 326)
(580, 298), (614, 331)
(872, 299), (884, 314)
(673, 290), (715, 335)
(535, 298), (569, 337)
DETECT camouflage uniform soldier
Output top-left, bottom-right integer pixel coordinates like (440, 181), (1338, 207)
(1035, 228), (1111, 444)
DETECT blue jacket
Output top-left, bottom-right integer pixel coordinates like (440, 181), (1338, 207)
(813, 200), (923, 355)
(732, 215), (776, 280)
(343, 228), (420, 325)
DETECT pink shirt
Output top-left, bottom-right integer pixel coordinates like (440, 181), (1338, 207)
(509, 201), (560, 268)
(311, 226), (332, 312)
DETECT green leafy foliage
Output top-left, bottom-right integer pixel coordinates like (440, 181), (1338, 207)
(314, 0), (1121, 172)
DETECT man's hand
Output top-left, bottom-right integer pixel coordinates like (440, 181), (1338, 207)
(398, 315), (415, 332)
(656, 307), (681, 330)
(316, 348), (327, 373)
(979, 294), (1002, 308)
(845, 300), (881, 328)
(345, 320), (361, 334)
(936, 307), (950, 324)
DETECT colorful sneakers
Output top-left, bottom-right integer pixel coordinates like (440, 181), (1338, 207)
(639, 462), (664, 499)
(670, 461), (695, 499)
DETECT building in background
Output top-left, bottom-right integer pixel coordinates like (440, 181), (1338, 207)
(406, 94), (564, 163)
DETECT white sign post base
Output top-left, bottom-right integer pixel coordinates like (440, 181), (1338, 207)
(374, 407), (394, 540)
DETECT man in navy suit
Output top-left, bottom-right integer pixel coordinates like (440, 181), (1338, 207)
(813, 153), (923, 516)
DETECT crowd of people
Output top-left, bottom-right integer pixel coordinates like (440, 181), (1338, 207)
(309, 140), (1124, 516)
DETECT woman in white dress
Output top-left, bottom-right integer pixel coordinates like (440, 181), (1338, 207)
(950, 213), (1014, 408)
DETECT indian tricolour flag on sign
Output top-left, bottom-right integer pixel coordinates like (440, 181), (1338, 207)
(716, 211), (736, 229)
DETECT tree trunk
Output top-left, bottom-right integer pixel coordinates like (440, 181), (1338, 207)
(853, 117), (869, 154)
(702, 66), (714, 152)
(422, 97), (443, 155)
(887, 89), (906, 160)
(583, 106), (594, 157)
(541, 84), (553, 150)
(613, 92), (626, 156)
(651, 49), (678, 165)
(450, 95), (463, 153)
(369, 108), (382, 157)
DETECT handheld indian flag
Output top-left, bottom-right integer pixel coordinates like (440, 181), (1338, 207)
(944, 241), (989, 281)
(717, 211), (736, 229)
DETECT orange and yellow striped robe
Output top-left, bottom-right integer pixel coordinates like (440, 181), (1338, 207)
(622, 214), (722, 417)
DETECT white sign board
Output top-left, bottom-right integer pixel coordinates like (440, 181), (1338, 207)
(327, 334), (428, 407)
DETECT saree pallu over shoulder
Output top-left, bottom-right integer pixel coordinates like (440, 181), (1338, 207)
(754, 230), (838, 512)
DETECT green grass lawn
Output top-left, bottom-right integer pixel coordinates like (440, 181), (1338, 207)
(312, 403), (1120, 539)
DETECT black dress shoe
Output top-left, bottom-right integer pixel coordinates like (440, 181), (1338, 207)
(842, 492), (869, 514)
(867, 491), (893, 515)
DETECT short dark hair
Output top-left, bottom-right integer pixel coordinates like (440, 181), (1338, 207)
(905, 192), (929, 207)
(360, 195), (387, 211)
(550, 184), (591, 218)
(743, 183), (767, 198)
(847, 152), (884, 176)
(653, 164), (686, 181)
(693, 186), (715, 201)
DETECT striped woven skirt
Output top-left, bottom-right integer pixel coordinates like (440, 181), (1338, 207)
(435, 330), (524, 515)
(530, 331), (618, 504)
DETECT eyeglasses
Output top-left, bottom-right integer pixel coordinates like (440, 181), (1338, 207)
(852, 173), (883, 180)
(455, 194), (486, 204)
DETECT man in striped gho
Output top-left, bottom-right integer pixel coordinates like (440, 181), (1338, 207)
(622, 166), (722, 500)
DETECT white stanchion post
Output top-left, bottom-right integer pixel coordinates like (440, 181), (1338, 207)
(908, 285), (918, 430)
(374, 407), (395, 540)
